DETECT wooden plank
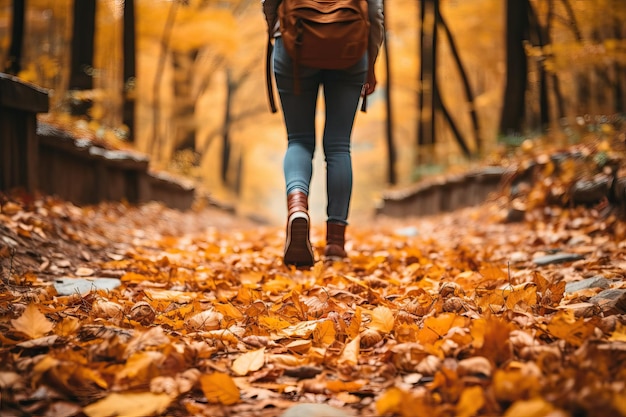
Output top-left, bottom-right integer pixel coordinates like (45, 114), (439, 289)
(0, 73), (49, 113)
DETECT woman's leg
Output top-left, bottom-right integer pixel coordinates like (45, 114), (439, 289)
(273, 37), (321, 196)
(273, 37), (322, 267)
(321, 54), (367, 225)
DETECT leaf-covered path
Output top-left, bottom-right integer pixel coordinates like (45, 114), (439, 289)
(1, 191), (625, 417)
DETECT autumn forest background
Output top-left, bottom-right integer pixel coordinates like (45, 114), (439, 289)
(2, 0), (625, 224)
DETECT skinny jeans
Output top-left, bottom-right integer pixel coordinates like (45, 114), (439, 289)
(273, 37), (367, 225)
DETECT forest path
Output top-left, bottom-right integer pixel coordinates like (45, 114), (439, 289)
(1, 191), (625, 417)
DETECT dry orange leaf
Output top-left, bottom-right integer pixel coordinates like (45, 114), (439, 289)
(214, 303), (244, 320)
(54, 316), (80, 337)
(503, 397), (558, 417)
(376, 387), (405, 416)
(83, 392), (172, 417)
(116, 351), (162, 384)
(346, 307), (362, 340)
(284, 339), (312, 354)
(325, 379), (365, 393)
(259, 315), (292, 332)
(504, 283), (537, 311)
(369, 306), (395, 334)
(456, 385), (485, 417)
(232, 347), (266, 376)
(278, 320), (320, 338)
(338, 335), (360, 366)
(313, 320), (336, 346)
(418, 313), (467, 345)
(199, 372), (240, 405)
(546, 310), (595, 346)
(11, 304), (54, 339)
(609, 322), (626, 342)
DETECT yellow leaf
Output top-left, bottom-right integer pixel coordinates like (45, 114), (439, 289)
(278, 320), (320, 338)
(326, 379), (365, 393)
(313, 320), (336, 346)
(346, 308), (362, 340)
(456, 386), (485, 417)
(199, 372), (240, 405)
(369, 306), (395, 334)
(232, 348), (266, 376)
(267, 354), (307, 367)
(338, 335), (360, 366)
(504, 397), (557, 417)
(376, 387), (405, 415)
(259, 315), (292, 332)
(284, 339), (312, 354)
(116, 351), (161, 384)
(214, 303), (243, 320)
(83, 392), (172, 417)
(493, 367), (540, 403)
(55, 316), (80, 337)
(76, 366), (109, 390)
(504, 283), (537, 311)
(613, 391), (626, 415)
(418, 313), (468, 345)
(546, 310), (594, 347)
(609, 322), (626, 342)
(239, 271), (264, 286)
(11, 304), (54, 339)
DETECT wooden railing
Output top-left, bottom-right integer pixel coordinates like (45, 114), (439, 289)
(0, 73), (194, 211)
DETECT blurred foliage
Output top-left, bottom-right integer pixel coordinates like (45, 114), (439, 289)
(0, 0), (624, 222)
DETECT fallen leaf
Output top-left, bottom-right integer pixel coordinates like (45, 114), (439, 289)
(186, 309), (223, 331)
(376, 387), (405, 416)
(83, 392), (172, 417)
(339, 335), (360, 366)
(75, 267), (95, 276)
(55, 316), (80, 336)
(313, 320), (336, 346)
(503, 397), (558, 417)
(369, 306), (395, 334)
(11, 304), (54, 339)
(199, 372), (240, 405)
(232, 347), (266, 376)
(456, 385), (485, 417)
(346, 308), (362, 340)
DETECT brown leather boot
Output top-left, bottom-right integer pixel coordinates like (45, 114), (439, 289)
(324, 222), (347, 259)
(284, 191), (315, 268)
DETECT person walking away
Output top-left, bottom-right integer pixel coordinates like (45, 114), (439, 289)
(262, 0), (385, 268)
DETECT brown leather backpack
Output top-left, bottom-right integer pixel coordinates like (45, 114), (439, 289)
(266, 0), (370, 113)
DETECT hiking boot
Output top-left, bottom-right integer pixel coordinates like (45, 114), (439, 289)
(324, 222), (347, 260)
(284, 191), (315, 268)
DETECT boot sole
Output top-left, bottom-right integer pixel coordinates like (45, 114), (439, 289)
(284, 212), (314, 267)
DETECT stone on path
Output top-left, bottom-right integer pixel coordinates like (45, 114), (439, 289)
(565, 276), (611, 293)
(588, 289), (626, 314)
(280, 403), (352, 417)
(532, 252), (584, 266)
(53, 277), (121, 296)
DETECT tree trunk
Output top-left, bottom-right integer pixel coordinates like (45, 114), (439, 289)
(221, 68), (234, 186)
(6, 0), (25, 75)
(123, 0), (137, 141)
(530, 2), (549, 131)
(437, 9), (479, 154)
(417, 0), (437, 164)
(152, 0), (178, 164)
(382, 0), (396, 185)
(498, 0), (529, 137)
(68, 0), (96, 116)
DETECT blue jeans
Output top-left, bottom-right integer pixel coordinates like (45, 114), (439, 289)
(273, 37), (367, 225)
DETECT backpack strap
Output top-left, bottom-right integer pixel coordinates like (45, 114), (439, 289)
(266, 36), (278, 113)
